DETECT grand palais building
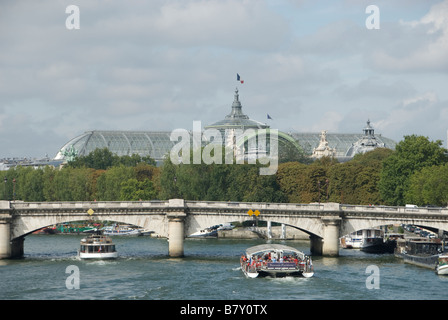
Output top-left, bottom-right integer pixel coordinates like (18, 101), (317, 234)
(54, 89), (396, 165)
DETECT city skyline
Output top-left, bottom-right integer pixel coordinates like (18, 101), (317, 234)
(1, 0), (448, 158)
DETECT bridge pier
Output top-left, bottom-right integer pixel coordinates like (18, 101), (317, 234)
(309, 235), (323, 256)
(267, 221), (272, 239)
(167, 199), (187, 257)
(11, 237), (24, 258)
(0, 201), (13, 259)
(321, 218), (341, 256)
(0, 220), (11, 259)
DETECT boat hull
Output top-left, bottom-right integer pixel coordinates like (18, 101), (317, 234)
(79, 252), (118, 259)
(437, 265), (448, 275)
(402, 254), (438, 269)
(257, 270), (303, 278)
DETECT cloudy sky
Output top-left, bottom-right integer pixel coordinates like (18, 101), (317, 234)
(1, 0), (448, 158)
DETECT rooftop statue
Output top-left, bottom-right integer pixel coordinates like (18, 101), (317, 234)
(311, 130), (336, 159)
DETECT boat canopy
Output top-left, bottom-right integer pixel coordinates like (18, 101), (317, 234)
(245, 244), (306, 260)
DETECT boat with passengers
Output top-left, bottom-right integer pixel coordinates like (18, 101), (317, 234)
(241, 244), (314, 278)
(78, 234), (118, 259)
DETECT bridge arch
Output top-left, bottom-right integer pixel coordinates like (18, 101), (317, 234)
(340, 216), (448, 237)
(11, 212), (170, 241)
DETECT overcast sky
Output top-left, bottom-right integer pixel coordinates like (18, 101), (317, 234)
(1, 0), (448, 158)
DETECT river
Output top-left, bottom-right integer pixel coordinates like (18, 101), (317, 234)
(0, 234), (447, 303)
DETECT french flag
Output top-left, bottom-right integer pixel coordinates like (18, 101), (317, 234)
(237, 73), (244, 84)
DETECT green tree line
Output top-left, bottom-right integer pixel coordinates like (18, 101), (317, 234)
(2, 135), (448, 206)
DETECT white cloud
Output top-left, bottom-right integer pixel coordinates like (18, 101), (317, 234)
(370, 0), (448, 73)
(375, 92), (448, 140)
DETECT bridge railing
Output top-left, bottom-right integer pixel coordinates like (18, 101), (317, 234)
(8, 200), (448, 215)
(11, 200), (170, 210)
(186, 200), (325, 211)
(342, 204), (448, 214)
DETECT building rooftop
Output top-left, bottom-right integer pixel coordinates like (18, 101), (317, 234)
(54, 131), (176, 163)
(52, 90), (396, 164)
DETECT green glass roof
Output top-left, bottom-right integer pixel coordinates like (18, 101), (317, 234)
(55, 131), (176, 162)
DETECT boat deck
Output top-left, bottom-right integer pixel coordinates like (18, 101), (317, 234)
(241, 244), (314, 278)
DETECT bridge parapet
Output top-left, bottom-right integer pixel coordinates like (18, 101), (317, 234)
(185, 200), (330, 214)
(341, 204), (448, 216)
(11, 200), (171, 211)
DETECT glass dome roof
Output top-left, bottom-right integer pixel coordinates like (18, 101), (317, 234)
(54, 131), (176, 162)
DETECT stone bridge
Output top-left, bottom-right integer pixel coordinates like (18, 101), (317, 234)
(1, 199), (448, 259)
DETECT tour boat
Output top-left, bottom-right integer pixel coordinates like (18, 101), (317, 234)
(78, 234), (118, 259)
(241, 244), (314, 278)
(436, 254), (448, 275)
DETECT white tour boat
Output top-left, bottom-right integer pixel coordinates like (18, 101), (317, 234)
(241, 244), (314, 278)
(78, 234), (118, 259)
(436, 254), (448, 275)
(341, 228), (387, 253)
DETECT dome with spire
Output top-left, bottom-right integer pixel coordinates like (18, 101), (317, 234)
(204, 88), (268, 132)
(345, 120), (386, 157)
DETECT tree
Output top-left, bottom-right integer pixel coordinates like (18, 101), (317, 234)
(96, 166), (135, 200)
(159, 156), (179, 200)
(68, 148), (117, 170)
(68, 148), (156, 169)
(406, 164), (448, 206)
(379, 135), (448, 205)
(329, 148), (392, 205)
(120, 178), (157, 201)
(276, 162), (308, 203)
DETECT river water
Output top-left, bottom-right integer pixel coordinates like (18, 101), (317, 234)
(0, 234), (447, 303)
